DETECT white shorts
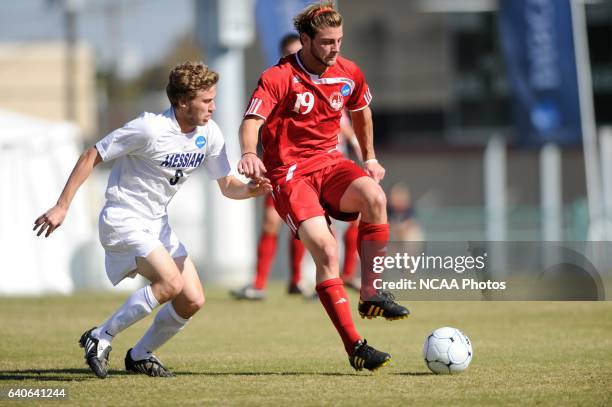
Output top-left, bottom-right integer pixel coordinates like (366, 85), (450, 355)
(98, 206), (187, 285)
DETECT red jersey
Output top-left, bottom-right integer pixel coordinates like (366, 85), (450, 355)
(244, 53), (372, 184)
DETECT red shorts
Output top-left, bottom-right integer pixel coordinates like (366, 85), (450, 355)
(271, 159), (368, 235)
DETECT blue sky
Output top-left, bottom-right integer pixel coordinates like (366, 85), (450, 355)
(0, 0), (195, 79)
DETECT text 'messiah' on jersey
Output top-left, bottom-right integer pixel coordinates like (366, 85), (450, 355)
(244, 53), (372, 182)
(95, 108), (231, 219)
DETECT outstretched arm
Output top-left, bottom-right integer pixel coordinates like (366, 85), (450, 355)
(237, 117), (267, 178)
(33, 146), (103, 237)
(217, 175), (272, 200)
(350, 106), (385, 182)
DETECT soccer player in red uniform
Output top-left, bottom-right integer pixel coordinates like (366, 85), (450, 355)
(238, 3), (409, 371)
(232, 33), (361, 300)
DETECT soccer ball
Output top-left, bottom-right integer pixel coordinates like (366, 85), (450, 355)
(423, 327), (473, 374)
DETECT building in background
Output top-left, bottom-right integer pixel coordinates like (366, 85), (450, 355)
(0, 42), (98, 140)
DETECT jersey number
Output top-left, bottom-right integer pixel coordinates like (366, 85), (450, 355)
(169, 170), (184, 186)
(293, 92), (315, 114)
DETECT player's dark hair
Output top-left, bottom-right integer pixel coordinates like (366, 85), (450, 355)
(166, 61), (219, 107)
(293, 2), (342, 39)
(279, 33), (300, 54)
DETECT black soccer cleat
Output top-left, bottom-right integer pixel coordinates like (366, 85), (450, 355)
(349, 339), (391, 371)
(125, 348), (175, 378)
(358, 290), (410, 320)
(78, 327), (111, 379)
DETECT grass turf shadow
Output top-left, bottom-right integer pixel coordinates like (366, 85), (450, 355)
(392, 372), (435, 376)
(0, 368), (131, 382)
(173, 371), (425, 377)
(1, 369), (431, 381)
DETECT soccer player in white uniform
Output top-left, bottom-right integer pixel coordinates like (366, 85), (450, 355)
(33, 62), (271, 378)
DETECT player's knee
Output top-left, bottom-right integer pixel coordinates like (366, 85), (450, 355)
(195, 291), (206, 309)
(364, 187), (387, 219)
(370, 188), (387, 212)
(158, 274), (183, 302)
(185, 292), (205, 314)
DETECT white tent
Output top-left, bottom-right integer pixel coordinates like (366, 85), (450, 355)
(0, 109), (102, 295)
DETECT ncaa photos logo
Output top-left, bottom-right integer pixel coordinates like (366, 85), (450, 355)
(195, 135), (207, 148)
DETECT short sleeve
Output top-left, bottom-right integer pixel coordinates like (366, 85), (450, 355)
(345, 65), (372, 112)
(204, 122), (232, 179)
(95, 115), (151, 161)
(243, 68), (284, 120)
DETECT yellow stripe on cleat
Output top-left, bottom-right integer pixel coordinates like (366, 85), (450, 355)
(370, 358), (391, 372)
(385, 314), (409, 321)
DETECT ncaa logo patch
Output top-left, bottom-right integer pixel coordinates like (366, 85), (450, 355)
(195, 135), (207, 148)
(341, 83), (351, 97)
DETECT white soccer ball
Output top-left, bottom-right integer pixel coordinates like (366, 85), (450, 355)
(423, 327), (473, 374)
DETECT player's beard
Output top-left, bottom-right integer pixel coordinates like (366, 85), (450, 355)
(310, 47), (337, 68)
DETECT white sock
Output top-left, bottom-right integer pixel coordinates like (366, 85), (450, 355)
(130, 302), (190, 361)
(92, 285), (159, 349)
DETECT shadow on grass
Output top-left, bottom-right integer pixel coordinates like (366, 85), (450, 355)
(0, 368), (131, 382)
(1, 369), (426, 380)
(174, 371), (436, 377)
(174, 371), (359, 377)
(392, 372), (435, 376)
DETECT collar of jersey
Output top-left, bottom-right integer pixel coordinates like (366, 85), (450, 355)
(294, 53), (355, 92)
(167, 107), (183, 133)
(295, 52), (326, 81)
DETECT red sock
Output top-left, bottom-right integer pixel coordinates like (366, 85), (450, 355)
(316, 278), (361, 354)
(341, 222), (359, 280)
(289, 238), (305, 286)
(253, 233), (277, 289)
(357, 222), (390, 299)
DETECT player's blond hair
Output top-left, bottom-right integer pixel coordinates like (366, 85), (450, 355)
(293, 2), (342, 39)
(166, 61), (219, 107)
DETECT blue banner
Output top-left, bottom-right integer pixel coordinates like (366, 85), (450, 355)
(498, 0), (582, 146)
(255, 0), (312, 66)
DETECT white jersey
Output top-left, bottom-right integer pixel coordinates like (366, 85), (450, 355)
(96, 108), (231, 220)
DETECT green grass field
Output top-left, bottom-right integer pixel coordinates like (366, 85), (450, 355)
(1, 285), (611, 406)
